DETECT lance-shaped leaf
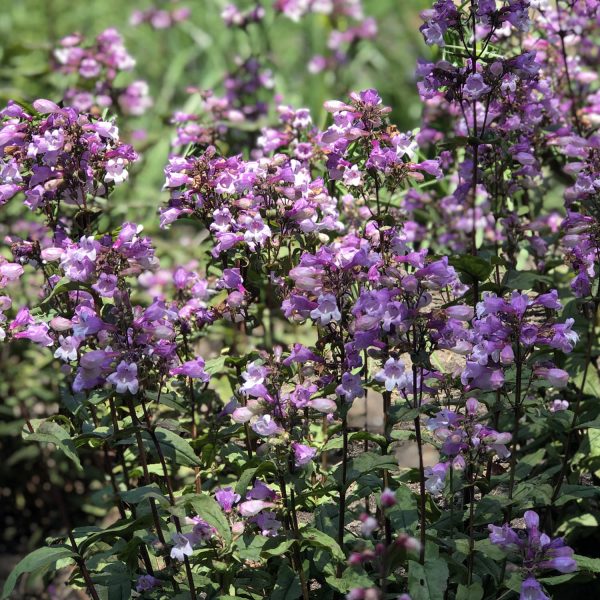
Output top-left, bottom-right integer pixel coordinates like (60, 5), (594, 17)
(2, 546), (77, 599)
(23, 419), (82, 470)
(144, 427), (201, 467)
(300, 527), (345, 562)
(77, 514), (154, 555)
(184, 493), (232, 545)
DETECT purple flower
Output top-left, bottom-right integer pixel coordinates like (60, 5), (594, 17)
(424, 462), (449, 495)
(535, 367), (569, 389)
(252, 511), (281, 536)
(550, 399), (569, 412)
(490, 510), (577, 582)
(292, 442), (317, 467)
(54, 335), (81, 362)
(310, 293), (341, 325)
(136, 575), (161, 592)
(251, 415), (281, 437)
(60, 236), (100, 282)
(239, 499), (275, 517)
(215, 487), (240, 513)
(72, 306), (104, 337)
(359, 514), (379, 536)
(240, 361), (269, 397)
(218, 268), (243, 290)
(107, 361), (139, 394)
(375, 357), (409, 391)
(188, 516), (215, 542)
(520, 578), (549, 600)
(92, 272), (118, 297)
(170, 532), (193, 561)
(247, 481), (277, 501)
(170, 357), (210, 382)
(463, 74), (491, 101)
(14, 323), (53, 347)
(243, 216), (271, 249)
(336, 372), (365, 402)
(283, 343), (324, 366)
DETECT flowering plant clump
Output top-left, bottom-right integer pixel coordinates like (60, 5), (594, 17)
(52, 28), (152, 117)
(1, 1), (600, 599)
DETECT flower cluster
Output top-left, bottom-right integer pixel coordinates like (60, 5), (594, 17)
(130, 5), (190, 29)
(53, 29), (152, 116)
(489, 510), (577, 600)
(0, 99), (136, 221)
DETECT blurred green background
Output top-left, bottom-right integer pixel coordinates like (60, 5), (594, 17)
(0, 0), (429, 586)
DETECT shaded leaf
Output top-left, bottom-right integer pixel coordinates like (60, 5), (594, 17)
(23, 419), (82, 470)
(185, 493), (232, 545)
(270, 563), (301, 600)
(145, 427), (201, 467)
(301, 527), (345, 562)
(408, 558), (449, 600)
(2, 546), (77, 599)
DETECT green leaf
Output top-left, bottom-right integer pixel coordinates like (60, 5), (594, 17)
(456, 582), (484, 600)
(449, 255), (493, 284)
(185, 493), (232, 544)
(146, 427), (201, 467)
(235, 462), (277, 497)
(2, 546), (77, 599)
(324, 567), (375, 593)
(474, 538), (506, 561)
(553, 484), (600, 507)
(565, 355), (600, 398)
(261, 536), (295, 558)
(503, 270), (551, 291)
(23, 419), (82, 470)
(40, 277), (94, 308)
(408, 558), (449, 600)
(204, 355), (228, 375)
(515, 448), (546, 479)
(270, 563), (301, 600)
(335, 452), (398, 486)
(348, 431), (387, 447)
(539, 573), (583, 586)
(77, 515), (154, 555)
(575, 554), (600, 573)
(472, 495), (509, 526)
(301, 527), (345, 562)
(388, 486), (419, 532)
(92, 561), (131, 600)
(120, 484), (169, 507)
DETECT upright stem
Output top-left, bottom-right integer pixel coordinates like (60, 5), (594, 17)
(470, 0), (479, 259)
(51, 485), (100, 600)
(107, 397), (154, 574)
(290, 488), (310, 600)
(413, 415), (427, 565)
(188, 377), (201, 494)
(126, 397), (180, 593)
(467, 464), (479, 585)
(411, 331), (427, 564)
(337, 414), (348, 552)
(139, 398), (198, 600)
(69, 533), (101, 600)
(507, 342), (523, 520)
(382, 390), (392, 546)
